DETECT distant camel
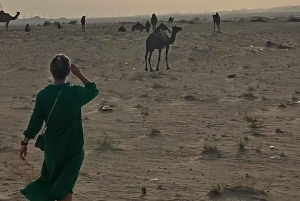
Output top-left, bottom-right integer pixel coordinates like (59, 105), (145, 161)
(132, 22), (145, 32)
(168, 17), (175, 23)
(118, 26), (127, 32)
(57, 23), (63, 29)
(154, 23), (171, 33)
(151, 13), (158, 31)
(81, 16), (86, 32)
(0, 11), (20, 31)
(145, 26), (182, 71)
(212, 12), (221, 32)
(25, 23), (31, 32)
(145, 20), (151, 32)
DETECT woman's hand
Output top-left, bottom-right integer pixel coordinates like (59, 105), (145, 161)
(71, 63), (91, 85)
(70, 64), (82, 77)
(20, 145), (28, 160)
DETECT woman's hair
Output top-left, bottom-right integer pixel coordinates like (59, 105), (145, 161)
(50, 54), (71, 79)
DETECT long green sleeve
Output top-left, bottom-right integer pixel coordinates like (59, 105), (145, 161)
(23, 92), (45, 139)
(74, 82), (99, 107)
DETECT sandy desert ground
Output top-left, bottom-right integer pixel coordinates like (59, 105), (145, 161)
(0, 17), (300, 201)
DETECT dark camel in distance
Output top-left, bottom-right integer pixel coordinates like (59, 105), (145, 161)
(151, 13), (158, 31)
(168, 17), (174, 23)
(57, 23), (63, 29)
(81, 16), (86, 32)
(25, 23), (31, 32)
(118, 26), (127, 32)
(0, 11), (20, 31)
(212, 12), (221, 32)
(132, 22), (145, 32)
(145, 26), (182, 72)
(145, 21), (151, 32)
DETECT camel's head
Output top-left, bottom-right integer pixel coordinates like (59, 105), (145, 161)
(172, 26), (182, 33)
(17, 12), (20, 15)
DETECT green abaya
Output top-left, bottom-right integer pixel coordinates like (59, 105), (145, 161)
(20, 82), (99, 201)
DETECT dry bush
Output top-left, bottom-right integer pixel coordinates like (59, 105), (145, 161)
(202, 143), (219, 154)
(43, 21), (51, 26)
(152, 83), (164, 89)
(135, 104), (143, 108)
(238, 138), (247, 150)
(141, 108), (149, 116)
(208, 184), (224, 196)
(141, 187), (146, 195)
(275, 128), (284, 133)
(147, 127), (161, 136)
(97, 133), (117, 150)
(181, 94), (197, 101)
(243, 112), (264, 136)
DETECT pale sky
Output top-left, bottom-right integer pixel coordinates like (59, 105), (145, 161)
(2, 0), (299, 18)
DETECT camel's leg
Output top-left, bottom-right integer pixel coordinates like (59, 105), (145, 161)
(153, 24), (156, 31)
(213, 23), (215, 33)
(156, 49), (162, 71)
(166, 45), (170, 69)
(6, 22), (9, 31)
(145, 50), (149, 71)
(148, 50), (154, 72)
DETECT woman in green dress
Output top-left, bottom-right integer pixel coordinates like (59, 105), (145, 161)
(19, 54), (99, 201)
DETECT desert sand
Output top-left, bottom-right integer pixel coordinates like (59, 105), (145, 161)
(0, 16), (300, 201)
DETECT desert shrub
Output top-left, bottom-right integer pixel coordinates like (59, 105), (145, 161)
(68, 20), (78, 25)
(147, 127), (161, 136)
(97, 133), (116, 150)
(43, 21), (52, 26)
(202, 143), (219, 154)
(208, 184), (224, 196)
(238, 138), (248, 150)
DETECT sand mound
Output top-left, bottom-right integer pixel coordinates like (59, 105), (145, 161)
(250, 18), (268, 23)
(265, 41), (293, 49)
(287, 18), (300, 22)
(209, 186), (268, 201)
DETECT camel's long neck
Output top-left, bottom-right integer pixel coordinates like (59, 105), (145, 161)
(168, 32), (178, 45)
(10, 13), (20, 20)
